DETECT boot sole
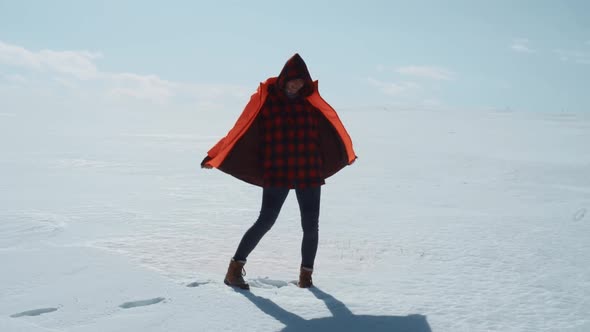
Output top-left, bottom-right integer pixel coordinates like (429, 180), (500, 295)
(224, 279), (250, 290)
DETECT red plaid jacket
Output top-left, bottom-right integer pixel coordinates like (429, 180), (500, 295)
(201, 54), (357, 188)
(259, 90), (324, 188)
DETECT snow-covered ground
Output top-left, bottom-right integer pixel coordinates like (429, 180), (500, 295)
(1, 106), (589, 331)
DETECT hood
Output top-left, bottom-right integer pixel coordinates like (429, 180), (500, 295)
(275, 53), (314, 97)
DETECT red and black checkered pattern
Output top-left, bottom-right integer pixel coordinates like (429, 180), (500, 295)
(202, 53), (355, 188)
(259, 91), (324, 189)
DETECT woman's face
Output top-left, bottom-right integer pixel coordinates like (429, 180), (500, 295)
(285, 78), (305, 96)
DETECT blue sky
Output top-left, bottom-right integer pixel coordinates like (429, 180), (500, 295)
(1, 0), (589, 114)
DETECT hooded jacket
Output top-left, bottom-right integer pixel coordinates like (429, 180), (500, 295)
(201, 54), (356, 187)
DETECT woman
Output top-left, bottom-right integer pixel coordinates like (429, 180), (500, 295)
(201, 53), (356, 290)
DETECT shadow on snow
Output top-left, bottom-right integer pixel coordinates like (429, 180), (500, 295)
(237, 287), (432, 332)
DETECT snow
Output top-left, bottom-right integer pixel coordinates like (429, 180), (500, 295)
(1, 107), (589, 331)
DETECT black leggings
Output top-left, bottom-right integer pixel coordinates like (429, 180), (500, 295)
(233, 186), (321, 269)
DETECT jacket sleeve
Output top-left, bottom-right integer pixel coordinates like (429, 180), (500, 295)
(206, 90), (261, 158)
(201, 83), (267, 168)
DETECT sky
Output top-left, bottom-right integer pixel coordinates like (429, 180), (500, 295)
(1, 0), (589, 116)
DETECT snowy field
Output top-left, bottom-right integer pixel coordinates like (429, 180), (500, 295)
(1, 106), (589, 331)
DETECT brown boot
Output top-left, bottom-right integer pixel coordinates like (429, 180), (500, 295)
(224, 259), (250, 290)
(298, 266), (313, 288)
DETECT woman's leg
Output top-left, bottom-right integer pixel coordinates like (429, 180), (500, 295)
(295, 186), (321, 269)
(233, 187), (290, 262)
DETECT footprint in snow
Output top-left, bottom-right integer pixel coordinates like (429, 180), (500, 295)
(10, 307), (58, 318)
(573, 208), (586, 221)
(186, 281), (210, 287)
(119, 297), (165, 309)
(249, 278), (297, 289)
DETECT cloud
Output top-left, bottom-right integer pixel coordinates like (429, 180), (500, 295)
(554, 49), (590, 65)
(41, 50), (101, 80)
(0, 41), (42, 68)
(0, 40), (248, 105)
(107, 73), (176, 103)
(511, 38), (535, 53)
(2, 73), (27, 84)
(367, 78), (419, 96)
(396, 66), (454, 81)
(0, 41), (101, 79)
